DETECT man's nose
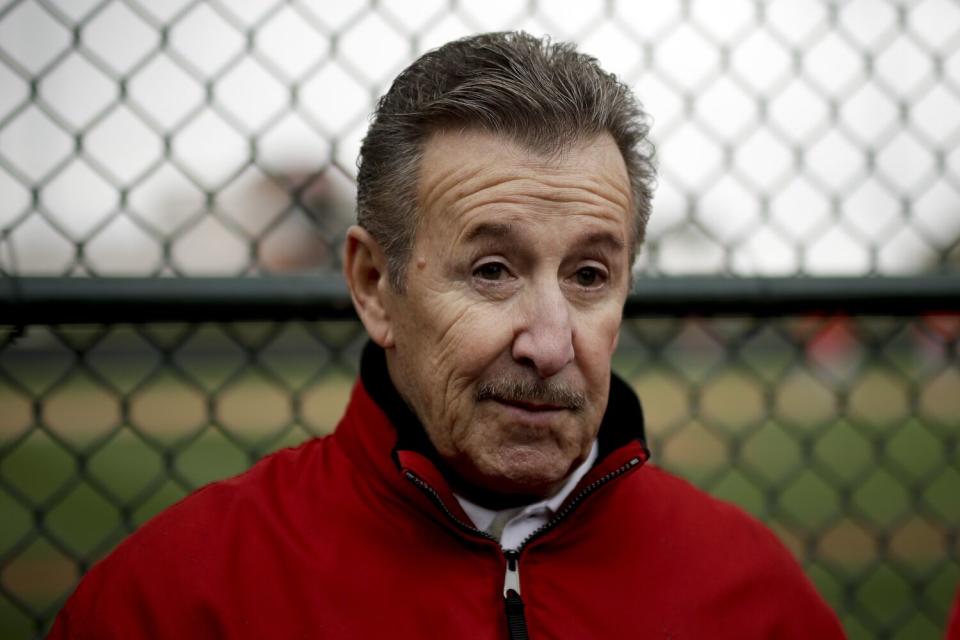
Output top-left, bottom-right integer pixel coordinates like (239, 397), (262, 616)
(511, 282), (575, 378)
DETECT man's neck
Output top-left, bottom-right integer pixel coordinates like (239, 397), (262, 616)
(446, 477), (559, 511)
(447, 440), (599, 511)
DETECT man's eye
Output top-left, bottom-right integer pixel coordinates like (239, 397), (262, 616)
(575, 267), (604, 287)
(474, 262), (507, 280)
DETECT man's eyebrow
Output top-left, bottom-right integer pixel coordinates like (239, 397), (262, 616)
(461, 223), (626, 253)
(578, 231), (625, 253)
(462, 222), (519, 245)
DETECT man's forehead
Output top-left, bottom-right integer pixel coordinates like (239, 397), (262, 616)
(417, 128), (633, 218)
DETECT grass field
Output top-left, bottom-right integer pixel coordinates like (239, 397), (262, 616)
(1, 320), (958, 639)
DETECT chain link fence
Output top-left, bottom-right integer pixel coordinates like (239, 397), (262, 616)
(0, 0), (958, 277)
(0, 313), (958, 639)
(1, 0), (959, 639)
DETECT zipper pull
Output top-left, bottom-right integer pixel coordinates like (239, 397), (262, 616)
(503, 550), (521, 597)
(503, 550), (529, 640)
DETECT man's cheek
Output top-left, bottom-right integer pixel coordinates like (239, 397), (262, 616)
(575, 317), (617, 362)
(442, 306), (512, 375)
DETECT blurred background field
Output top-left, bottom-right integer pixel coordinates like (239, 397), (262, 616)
(1, 315), (958, 639)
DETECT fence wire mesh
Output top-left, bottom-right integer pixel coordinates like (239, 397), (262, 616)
(0, 314), (958, 639)
(0, 0), (958, 278)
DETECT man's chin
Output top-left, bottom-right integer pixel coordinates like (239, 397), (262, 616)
(456, 448), (575, 505)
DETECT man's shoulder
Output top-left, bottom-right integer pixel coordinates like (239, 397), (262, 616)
(604, 462), (845, 635)
(119, 434), (343, 549)
(49, 435), (344, 637)
(628, 462), (760, 521)
(625, 462), (791, 557)
(596, 460), (826, 596)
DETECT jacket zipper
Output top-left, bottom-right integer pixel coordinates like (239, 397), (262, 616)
(513, 455), (643, 554)
(503, 549), (527, 640)
(405, 454), (643, 640)
(403, 471), (499, 541)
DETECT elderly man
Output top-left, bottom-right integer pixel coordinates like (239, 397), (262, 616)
(50, 32), (843, 639)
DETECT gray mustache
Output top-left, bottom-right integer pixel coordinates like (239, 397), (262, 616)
(475, 378), (586, 411)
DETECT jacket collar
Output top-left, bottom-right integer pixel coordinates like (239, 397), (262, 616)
(332, 341), (649, 539)
(356, 340), (647, 469)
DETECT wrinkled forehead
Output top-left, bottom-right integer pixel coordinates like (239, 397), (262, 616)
(414, 127), (634, 242)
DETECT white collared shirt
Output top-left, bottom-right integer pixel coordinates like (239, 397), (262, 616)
(454, 440), (599, 551)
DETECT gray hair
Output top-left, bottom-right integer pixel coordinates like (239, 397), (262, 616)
(356, 31), (656, 291)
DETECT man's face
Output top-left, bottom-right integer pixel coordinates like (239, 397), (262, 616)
(383, 129), (633, 500)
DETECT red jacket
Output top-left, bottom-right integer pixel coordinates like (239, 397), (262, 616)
(948, 587), (960, 639)
(50, 345), (844, 639)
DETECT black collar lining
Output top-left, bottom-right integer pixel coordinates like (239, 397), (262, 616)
(358, 341), (646, 468)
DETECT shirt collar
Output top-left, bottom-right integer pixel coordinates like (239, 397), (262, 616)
(455, 439), (599, 534)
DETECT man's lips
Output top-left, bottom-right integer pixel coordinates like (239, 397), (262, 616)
(475, 379), (586, 411)
(485, 398), (571, 429)
(490, 398), (569, 412)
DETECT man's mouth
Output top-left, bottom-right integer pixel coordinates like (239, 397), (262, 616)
(487, 397), (572, 430)
(495, 398), (567, 412)
(475, 378), (585, 412)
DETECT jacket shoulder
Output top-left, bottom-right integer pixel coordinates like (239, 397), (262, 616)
(48, 435), (340, 639)
(619, 463), (846, 637)
(631, 463), (788, 548)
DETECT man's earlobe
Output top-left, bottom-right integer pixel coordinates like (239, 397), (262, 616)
(343, 225), (395, 348)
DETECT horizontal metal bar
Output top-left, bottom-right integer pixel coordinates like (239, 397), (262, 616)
(0, 276), (355, 324)
(1, 275), (958, 325)
(622, 275), (960, 317)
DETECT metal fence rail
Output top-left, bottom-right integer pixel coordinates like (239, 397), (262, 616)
(3, 275), (960, 324)
(1, 291), (958, 639)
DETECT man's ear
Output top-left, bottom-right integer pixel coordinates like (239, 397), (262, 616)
(343, 225), (395, 348)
